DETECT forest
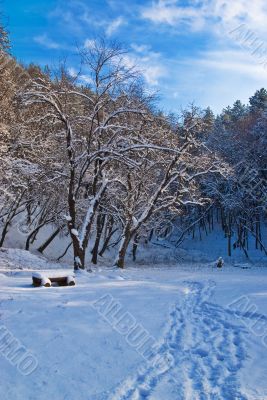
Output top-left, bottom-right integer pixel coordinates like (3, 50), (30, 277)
(1, 4), (267, 399)
(1, 24), (267, 270)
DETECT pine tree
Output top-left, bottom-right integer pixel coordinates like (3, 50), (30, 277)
(230, 100), (247, 121)
(249, 88), (267, 114)
(203, 107), (215, 132)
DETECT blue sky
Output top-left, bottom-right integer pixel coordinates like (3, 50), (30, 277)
(3, 0), (267, 114)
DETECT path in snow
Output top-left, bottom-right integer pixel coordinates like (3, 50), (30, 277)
(109, 281), (247, 400)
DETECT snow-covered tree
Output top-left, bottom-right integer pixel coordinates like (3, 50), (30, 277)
(249, 88), (267, 114)
(0, 20), (10, 53)
(21, 40), (154, 269)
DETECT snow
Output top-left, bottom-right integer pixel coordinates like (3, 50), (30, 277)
(0, 249), (267, 399)
(32, 271), (74, 280)
(78, 178), (109, 245)
(0, 248), (72, 271)
(3, 215), (266, 267)
(75, 256), (81, 266)
(67, 275), (75, 285)
(40, 276), (51, 286)
(179, 224), (267, 264)
(32, 272), (45, 279)
(71, 229), (79, 236)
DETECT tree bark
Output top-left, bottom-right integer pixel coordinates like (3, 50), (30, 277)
(114, 225), (132, 269)
(98, 226), (118, 256)
(132, 233), (139, 262)
(57, 242), (72, 261)
(73, 240), (85, 270)
(37, 226), (62, 253)
(0, 191), (26, 247)
(25, 220), (52, 251)
(227, 215), (232, 257)
(91, 212), (105, 264)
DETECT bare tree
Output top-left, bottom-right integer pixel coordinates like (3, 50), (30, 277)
(21, 39), (152, 269)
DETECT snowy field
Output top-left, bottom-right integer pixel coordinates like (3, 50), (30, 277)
(0, 249), (267, 400)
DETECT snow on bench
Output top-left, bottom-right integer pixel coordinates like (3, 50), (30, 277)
(32, 272), (75, 287)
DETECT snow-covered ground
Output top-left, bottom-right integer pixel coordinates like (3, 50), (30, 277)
(0, 249), (267, 400)
(3, 217), (267, 267)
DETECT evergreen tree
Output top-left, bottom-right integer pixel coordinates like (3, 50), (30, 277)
(202, 107), (215, 133)
(249, 88), (267, 114)
(230, 100), (247, 121)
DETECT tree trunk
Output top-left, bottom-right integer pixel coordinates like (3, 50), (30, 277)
(73, 240), (85, 270)
(114, 226), (132, 269)
(91, 212), (105, 264)
(0, 191), (26, 247)
(227, 215), (232, 257)
(98, 228), (118, 257)
(25, 220), (51, 251)
(132, 234), (139, 262)
(0, 220), (9, 248)
(37, 226), (62, 253)
(98, 216), (117, 257)
(255, 220), (259, 250)
(57, 242), (72, 261)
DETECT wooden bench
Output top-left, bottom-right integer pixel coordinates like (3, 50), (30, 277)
(32, 273), (75, 287)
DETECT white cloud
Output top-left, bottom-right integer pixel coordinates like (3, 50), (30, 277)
(68, 67), (93, 85)
(141, 0), (267, 34)
(106, 16), (125, 36)
(209, 0), (267, 32)
(142, 64), (166, 86)
(122, 47), (167, 86)
(68, 67), (78, 77)
(46, 0), (267, 113)
(141, 0), (201, 29)
(34, 34), (60, 49)
(80, 74), (93, 85)
(195, 49), (267, 81)
(140, 1), (267, 110)
(160, 46), (267, 113)
(131, 43), (151, 53)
